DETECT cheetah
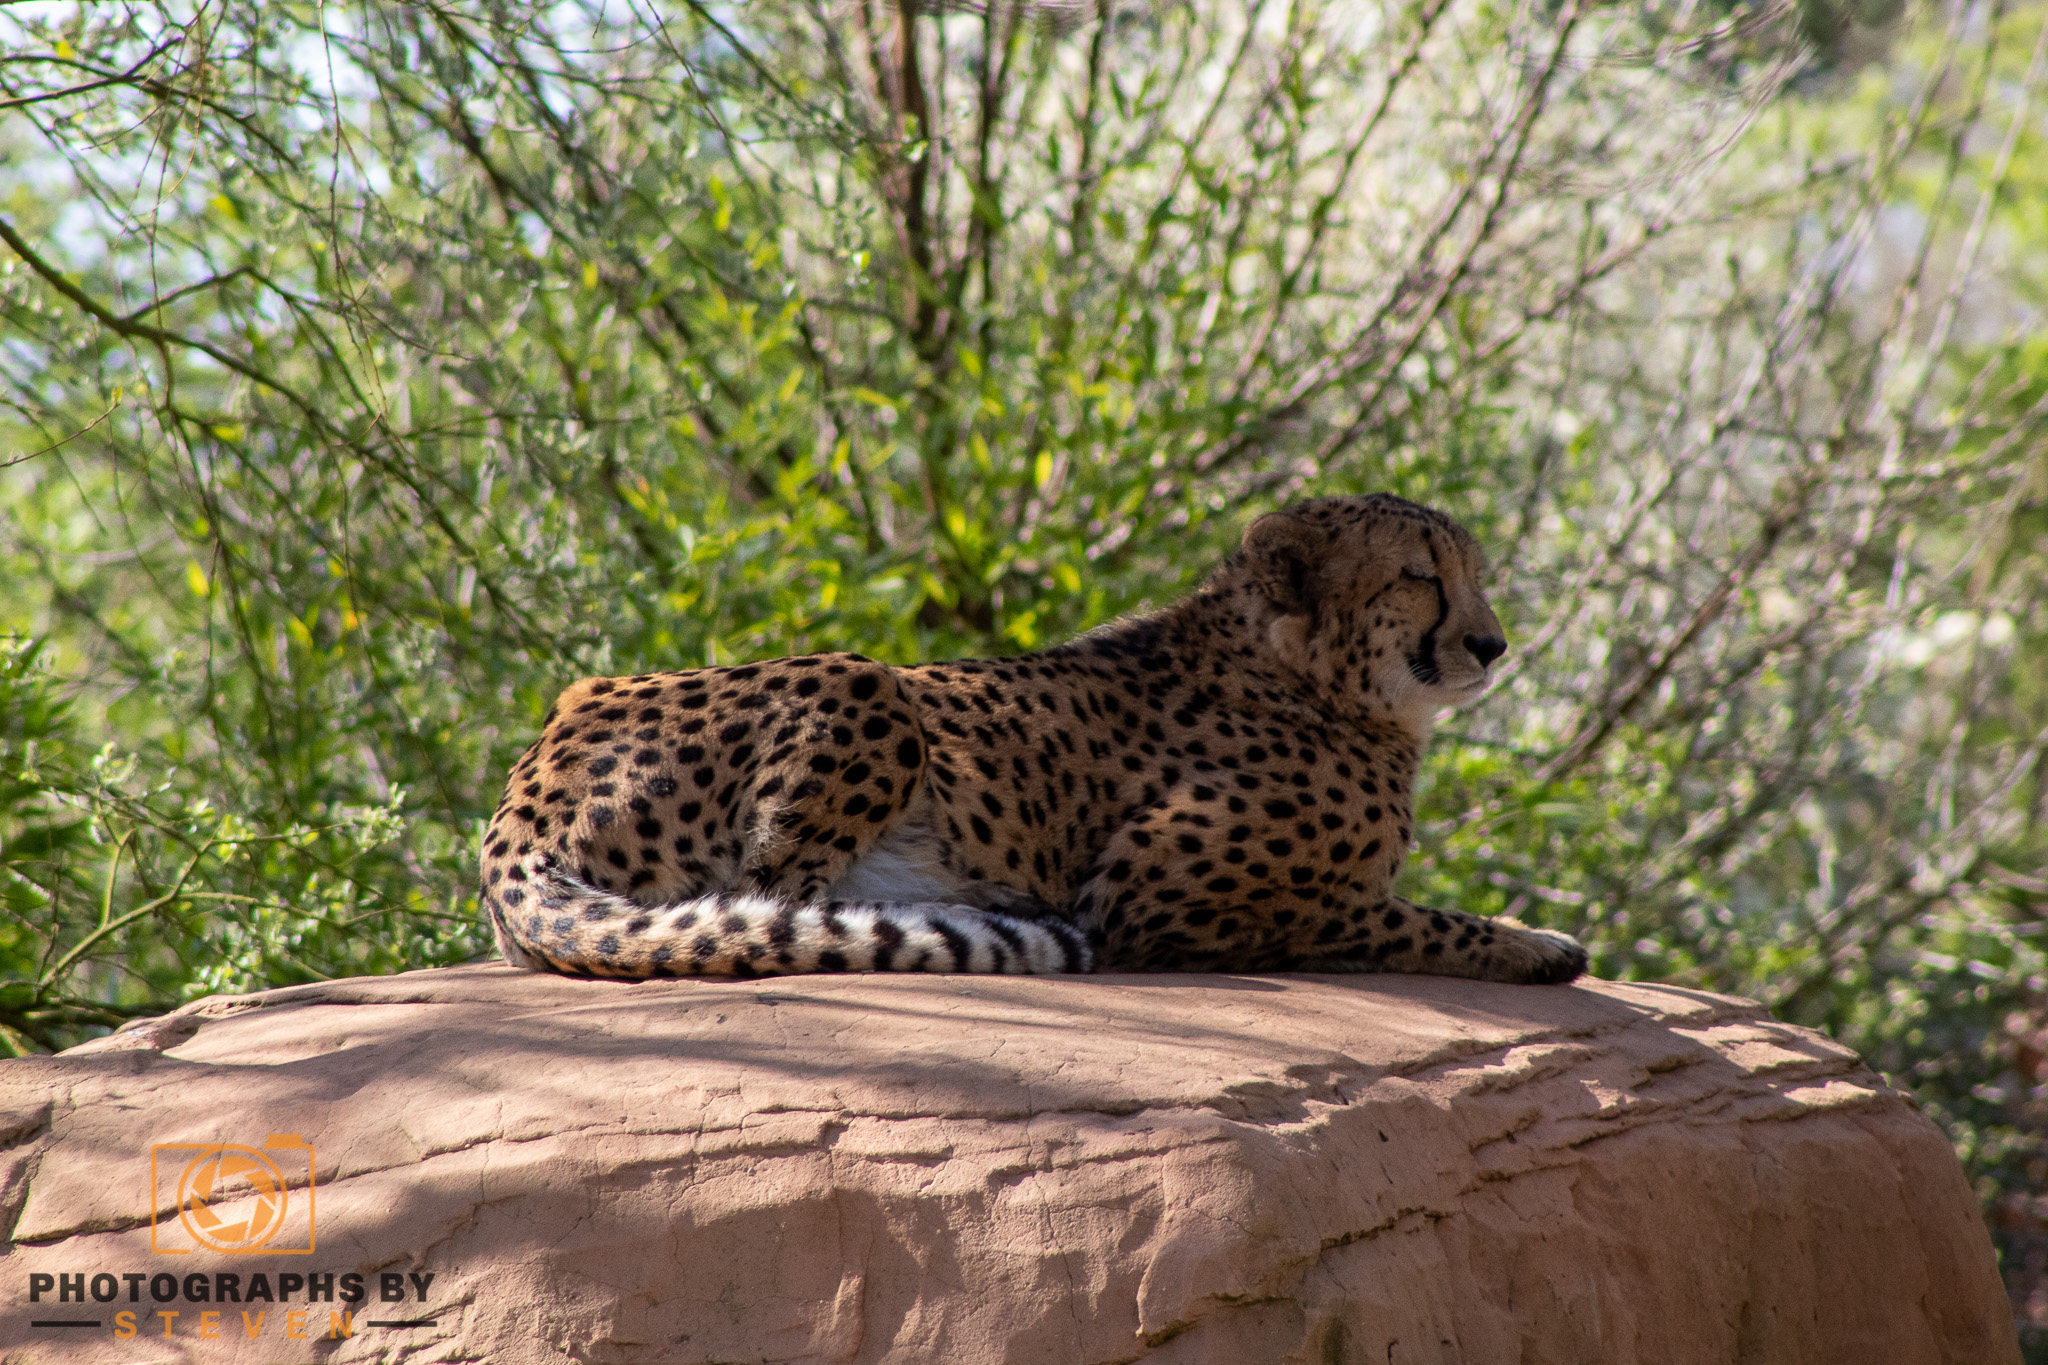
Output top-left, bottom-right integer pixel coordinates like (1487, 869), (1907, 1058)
(479, 493), (1588, 984)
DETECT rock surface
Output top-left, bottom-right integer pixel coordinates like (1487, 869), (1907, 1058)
(0, 965), (2018, 1364)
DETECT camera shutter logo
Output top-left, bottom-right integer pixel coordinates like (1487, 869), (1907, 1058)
(151, 1135), (316, 1255)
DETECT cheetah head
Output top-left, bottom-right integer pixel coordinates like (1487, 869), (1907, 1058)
(1232, 493), (1506, 732)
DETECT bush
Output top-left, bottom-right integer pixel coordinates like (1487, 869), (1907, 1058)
(2, 0), (2045, 1343)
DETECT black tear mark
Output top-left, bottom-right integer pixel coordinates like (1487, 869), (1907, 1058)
(1403, 564), (1449, 686)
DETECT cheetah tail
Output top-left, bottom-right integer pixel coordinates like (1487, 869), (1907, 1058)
(487, 863), (1095, 978)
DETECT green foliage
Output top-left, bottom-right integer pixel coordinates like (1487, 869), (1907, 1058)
(1, 0), (2046, 1342)
(0, 635), (429, 1052)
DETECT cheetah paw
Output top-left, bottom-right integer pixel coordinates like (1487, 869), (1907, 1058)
(1491, 918), (1590, 985)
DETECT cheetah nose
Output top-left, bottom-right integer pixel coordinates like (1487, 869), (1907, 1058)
(1465, 634), (1506, 667)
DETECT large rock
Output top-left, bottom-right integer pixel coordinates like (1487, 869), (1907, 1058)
(0, 966), (2017, 1364)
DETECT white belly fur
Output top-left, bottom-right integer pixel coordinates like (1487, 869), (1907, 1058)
(824, 817), (971, 905)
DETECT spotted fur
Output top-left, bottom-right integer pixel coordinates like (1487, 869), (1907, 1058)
(479, 494), (1588, 983)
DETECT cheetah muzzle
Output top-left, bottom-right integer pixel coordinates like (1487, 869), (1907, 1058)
(479, 493), (1590, 984)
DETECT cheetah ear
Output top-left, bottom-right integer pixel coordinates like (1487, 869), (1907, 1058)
(1240, 512), (1327, 617)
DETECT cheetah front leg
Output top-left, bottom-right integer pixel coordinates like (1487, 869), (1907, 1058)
(1069, 790), (1585, 981)
(1295, 898), (1587, 984)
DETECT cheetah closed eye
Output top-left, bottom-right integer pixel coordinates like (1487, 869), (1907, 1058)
(479, 493), (1588, 985)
